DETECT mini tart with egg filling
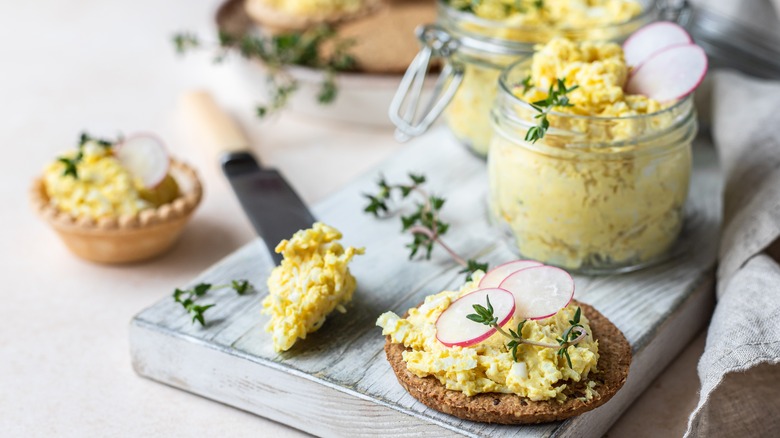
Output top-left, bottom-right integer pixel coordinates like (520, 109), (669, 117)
(384, 301), (631, 424)
(244, 0), (382, 33)
(30, 141), (202, 264)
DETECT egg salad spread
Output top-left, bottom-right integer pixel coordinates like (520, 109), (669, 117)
(449, 0), (643, 30)
(520, 38), (662, 121)
(258, 0), (366, 16)
(377, 272), (599, 401)
(489, 38), (694, 272)
(441, 0), (646, 156)
(262, 223), (365, 352)
(43, 140), (177, 220)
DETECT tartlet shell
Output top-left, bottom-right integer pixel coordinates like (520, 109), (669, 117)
(384, 301), (632, 424)
(30, 160), (203, 264)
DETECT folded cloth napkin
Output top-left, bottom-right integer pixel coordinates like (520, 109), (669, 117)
(684, 69), (780, 436)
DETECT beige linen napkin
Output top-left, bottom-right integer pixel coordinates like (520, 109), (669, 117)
(683, 2), (780, 435)
(684, 69), (780, 436)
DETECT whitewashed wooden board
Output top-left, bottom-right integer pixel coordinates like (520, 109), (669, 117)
(130, 128), (721, 437)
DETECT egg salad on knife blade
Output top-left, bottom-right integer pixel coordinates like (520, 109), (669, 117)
(377, 262), (631, 424)
(262, 222), (365, 352)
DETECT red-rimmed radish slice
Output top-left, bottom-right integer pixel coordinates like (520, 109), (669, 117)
(623, 21), (692, 68)
(114, 134), (170, 188)
(626, 44), (707, 102)
(499, 265), (575, 320)
(436, 288), (515, 348)
(479, 260), (543, 288)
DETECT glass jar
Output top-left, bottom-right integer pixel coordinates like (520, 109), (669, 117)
(488, 59), (697, 274)
(390, 0), (682, 157)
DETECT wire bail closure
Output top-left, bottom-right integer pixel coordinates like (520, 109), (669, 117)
(659, 0), (692, 26)
(389, 24), (464, 142)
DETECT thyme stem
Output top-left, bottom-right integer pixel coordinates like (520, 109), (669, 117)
(407, 225), (468, 267)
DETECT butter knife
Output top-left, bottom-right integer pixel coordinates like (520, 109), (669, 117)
(181, 91), (315, 265)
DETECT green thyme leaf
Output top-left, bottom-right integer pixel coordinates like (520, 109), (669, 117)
(172, 280), (254, 326)
(317, 75), (338, 104)
(524, 77), (578, 143)
(466, 314), (486, 324)
(571, 307), (581, 325)
(231, 280), (252, 295)
(58, 157), (79, 179)
(409, 173), (426, 185)
(193, 283), (212, 296)
(173, 32), (200, 54)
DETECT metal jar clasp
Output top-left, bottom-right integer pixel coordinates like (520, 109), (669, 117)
(389, 24), (464, 142)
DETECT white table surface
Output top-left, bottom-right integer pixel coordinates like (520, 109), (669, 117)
(0, 1), (704, 436)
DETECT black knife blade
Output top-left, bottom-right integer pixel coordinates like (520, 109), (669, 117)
(181, 90), (316, 264)
(221, 151), (316, 265)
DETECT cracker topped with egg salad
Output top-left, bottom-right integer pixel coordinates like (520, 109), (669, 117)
(377, 263), (631, 424)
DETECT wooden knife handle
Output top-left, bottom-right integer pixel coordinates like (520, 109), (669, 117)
(179, 90), (249, 155)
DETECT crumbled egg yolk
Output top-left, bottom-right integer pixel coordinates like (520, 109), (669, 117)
(43, 142), (151, 220)
(260, 0), (367, 16)
(449, 0), (643, 28)
(520, 38), (662, 118)
(377, 272), (599, 401)
(262, 223), (364, 352)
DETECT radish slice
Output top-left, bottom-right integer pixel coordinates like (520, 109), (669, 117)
(626, 44), (707, 102)
(479, 260), (543, 289)
(114, 134), (170, 188)
(436, 288), (515, 348)
(499, 266), (575, 320)
(623, 21), (692, 68)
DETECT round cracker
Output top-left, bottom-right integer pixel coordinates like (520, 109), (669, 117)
(384, 301), (631, 424)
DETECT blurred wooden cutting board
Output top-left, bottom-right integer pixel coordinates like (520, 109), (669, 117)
(129, 127), (720, 437)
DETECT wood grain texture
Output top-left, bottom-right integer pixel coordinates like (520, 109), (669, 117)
(129, 129), (721, 437)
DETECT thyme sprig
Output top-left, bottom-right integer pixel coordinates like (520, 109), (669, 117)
(172, 27), (355, 118)
(57, 132), (118, 179)
(363, 173), (488, 281)
(466, 297), (587, 368)
(173, 280), (254, 326)
(448, 0), (544, 14)
(524, 78), (579, 144)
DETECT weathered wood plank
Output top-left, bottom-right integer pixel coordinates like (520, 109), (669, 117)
(130, 128), (720, 437)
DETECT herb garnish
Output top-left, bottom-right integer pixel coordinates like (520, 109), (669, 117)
(521, 75), (533, 93)
(173, 280), (254, 326)
(524, 78), (579, 144)
(57, 132), (118, 179)
(363, 173), (489, 281)
(447, 0), (544, 14)
(467, 296), (587, 368)
(172, 26), (355, 118)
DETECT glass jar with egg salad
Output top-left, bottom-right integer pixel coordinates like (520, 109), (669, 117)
(487, 45), (697, 274)
(390, 0), (682, 157)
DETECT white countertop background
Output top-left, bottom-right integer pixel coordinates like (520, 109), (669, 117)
(0, 1), (703, 436)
